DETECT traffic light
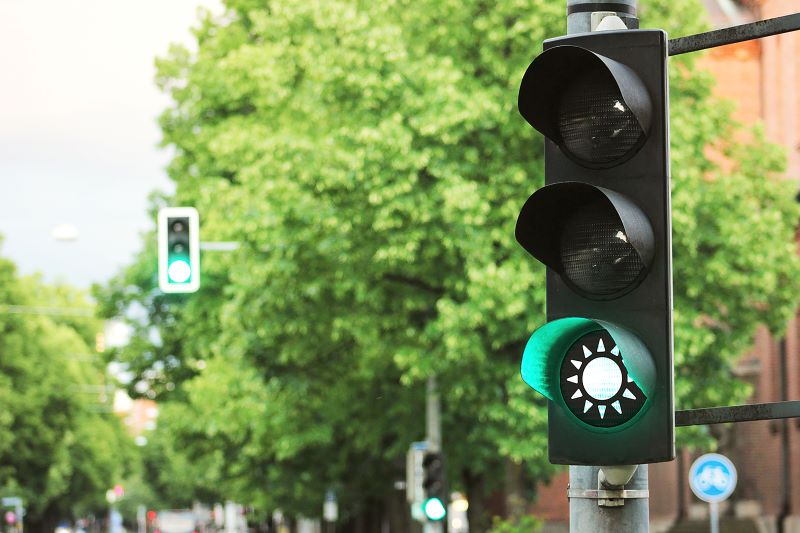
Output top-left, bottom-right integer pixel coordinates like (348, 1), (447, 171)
(421, 451), (447, 521)
(515, 29), (673, 465)
(158, 207), (200, 293)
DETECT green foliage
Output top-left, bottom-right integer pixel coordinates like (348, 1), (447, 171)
(96, 0), (800, 525)
(488, 514), (542, 533)
(0, 246), (135, 528)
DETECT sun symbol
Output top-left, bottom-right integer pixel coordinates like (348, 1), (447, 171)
(560, 330), (646, 427)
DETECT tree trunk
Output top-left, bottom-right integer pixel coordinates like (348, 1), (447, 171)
(25, 509), (60, 533)
(385, 487), (411, 533)
(504, 459), (526, 519)
(465, 469), (491, 532)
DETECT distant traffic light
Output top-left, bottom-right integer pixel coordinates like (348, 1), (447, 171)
(515, 29), (673, 465)
(158, 207), (200, 293)
(422, 451), (447, 521)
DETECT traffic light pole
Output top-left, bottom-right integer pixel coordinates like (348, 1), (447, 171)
(426, 376), (441, 453)
(565, 2), (649, 532)
(569, 465), (649, 531)
(566, 0), (639, 34)
(425, 376), (445, 533)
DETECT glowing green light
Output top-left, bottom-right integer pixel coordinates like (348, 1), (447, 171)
(582, 356), (623, 401)
(168, 259), (191, 283)
(521, 317), (656, 403)
(423, 497), (446, 521)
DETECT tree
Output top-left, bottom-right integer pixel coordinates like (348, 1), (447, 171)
(0, 247), (135, 530)
(97, 0), (800, 529)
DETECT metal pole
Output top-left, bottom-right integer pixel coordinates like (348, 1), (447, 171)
(569, 466), (649, 533)
(426, 377), (441, 452)
(566, 0), (638, 34)
(565, 5), (648, 530)
(709, 501), (719, 533)
(777, 339), (791, 533)
(137, 505), (146, 533)
(425, 376), (444, 533)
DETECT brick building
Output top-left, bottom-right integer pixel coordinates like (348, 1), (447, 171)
(532, 0), (800, 531)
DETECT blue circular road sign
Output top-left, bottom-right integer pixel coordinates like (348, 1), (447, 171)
(689, 453), (737, 503)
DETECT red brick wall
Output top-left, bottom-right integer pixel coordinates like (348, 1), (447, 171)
(649, 457), (682, 520)
(699, 40), (761, 124)
(530, 470), (569, 524)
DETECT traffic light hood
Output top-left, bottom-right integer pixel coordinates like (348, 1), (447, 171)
(518, 44), (652, 166)
(520, 317), (656, 406)
(515, 182), (654, 298)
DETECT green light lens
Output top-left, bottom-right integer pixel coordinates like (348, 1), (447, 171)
(168, 259), (192, 283)
(559, 329), (647, 427)
(521, 317), (656, 404)
(422, 497), (446, 521)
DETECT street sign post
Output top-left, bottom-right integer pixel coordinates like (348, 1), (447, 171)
(2, 497), (23, 532)
(406, 441), (428, 504)
(689, 453), (737, 533)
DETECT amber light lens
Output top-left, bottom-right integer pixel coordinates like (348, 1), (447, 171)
(558, 202), (645, 297)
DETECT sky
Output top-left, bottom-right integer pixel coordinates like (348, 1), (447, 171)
(0, 0), (221, 289)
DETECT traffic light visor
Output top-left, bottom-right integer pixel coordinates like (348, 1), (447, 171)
(516, 182), (654, 299)
(521, 317), (655, 428)
(519, 45), (652, 168)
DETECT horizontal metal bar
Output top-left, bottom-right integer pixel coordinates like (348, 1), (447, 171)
(0, 305), (93, 317)
(567, 489), (649, 499)
(199, 241), (241, 251)
(669, 13), (800, 56)
(675, 400), (800, 426)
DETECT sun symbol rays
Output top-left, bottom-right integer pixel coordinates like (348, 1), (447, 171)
(565, 337), (638, 419)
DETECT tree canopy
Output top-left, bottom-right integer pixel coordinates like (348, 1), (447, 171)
(0, 245), (135, 530)
(96, 0), (800, 528)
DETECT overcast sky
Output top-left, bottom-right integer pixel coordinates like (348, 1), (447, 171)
(0, 0), (221, 289)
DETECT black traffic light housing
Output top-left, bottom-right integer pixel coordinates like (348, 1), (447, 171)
(516, 29), (673, 465)
(422, 451), (447, 521)
(158, 207), (200, 293)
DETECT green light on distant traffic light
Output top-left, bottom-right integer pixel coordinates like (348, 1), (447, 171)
(168, 259), (191, 283)
(423, 497), (446, 521)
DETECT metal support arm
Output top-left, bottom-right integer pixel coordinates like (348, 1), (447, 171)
(669, 13), (800, 56)
(675, 400), (800, 427)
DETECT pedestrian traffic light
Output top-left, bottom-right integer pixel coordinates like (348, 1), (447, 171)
(422, 451), (447, 521)
(515, 29), (673, 465)
(158, 207), (200, 293)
